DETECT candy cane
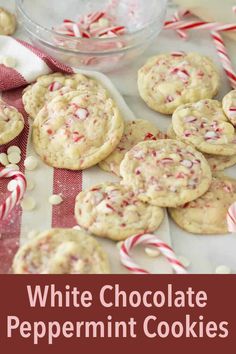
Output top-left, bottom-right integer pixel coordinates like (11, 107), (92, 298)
(167, 9), (236, 90)
(211, 31), (236, 89)
(120, 233), (187, 274)
(164, 20), (236, 33)
(0, 168), (27, 221)
(227, 202), (236, 233)
(172, 9), (191, 39)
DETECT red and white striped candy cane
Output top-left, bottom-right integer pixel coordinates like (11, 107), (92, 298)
(211, 30), (236, 89)
(172, 9), (191, 39)
(167, 8), (236, 90)
(164, 20), (236, 33)
(120, 233), (187, 274)
(227, 202), (236, 233)
(0, 168), (27, 221)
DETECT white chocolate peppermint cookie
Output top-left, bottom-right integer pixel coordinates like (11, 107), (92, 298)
(138, 52), (220, 115)
(75, 183), (164, 241)
(172, 99), (236, 156)
(204, 153), (236, 171)
(222, 90), (236, 127)
(169, 176), (236, 234)
(23, 72), (107, 119)
(167, 124), (236, 171)
(99, 119), (163, 176)
(33, 91), (124, 170)
(0, 99), (24, 145)
(12, 228), (110, 274)
(120, 139), (212, 208)
(0, 7), (16, 35)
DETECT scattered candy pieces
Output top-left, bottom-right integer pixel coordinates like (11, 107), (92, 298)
(178, 255), (191, 268)
(24, 156), (38, 171)
(0, 152), (9, 166)
(48, 194), (63, 205)
(145, 247), (161, 258)
(215, 265), (231, 274)
(20, 196), (36, 211)
(7, 152), (21, 164)
(54, 11), (126, 39)
(7, 146), (21, 155)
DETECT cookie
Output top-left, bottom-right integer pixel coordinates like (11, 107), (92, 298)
(32, 91), (124, 170)
(204, 153), (236, 171)
(138, 52), (220, 115)
(120, 139), (212, 207)
(169, 122), (236, 171)
(0, 7), (16, 35)
(12, 228), (110, 274)
(167, 123), (236, 171)
(222, 90), (236, 126)
(0, 99), (24, 145)
(99, 119), (163, 176)
(75, 183), (164, 241)
(172, 99), (236, 156)
(23, 72), (107, 119)
(169, 176), (236, 234)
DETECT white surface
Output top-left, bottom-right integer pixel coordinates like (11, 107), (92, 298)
(1, 0), (236, 274)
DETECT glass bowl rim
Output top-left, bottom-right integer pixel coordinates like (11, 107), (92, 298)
(16, 0), (167, 44)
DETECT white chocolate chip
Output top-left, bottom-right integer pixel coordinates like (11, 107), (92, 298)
(24, 156), (38, 171)
(178, 255), (191, 268)
(73, 225), (82, 231)
(7, 146), (21, 155)
(145, 247), (161, 258)
(116, 241), (123, 250)
(8, 152), (21, 164)
(27, 229), (39, 239)
(7, 179), (18, 192)
(48, 194), (63, 205)
(21, 196), (36, 211)
(26, 178), (35, 191)
(215, 265), (231, 274)
(0, 153), (9, 166)
(2, 56), (16, 68)
(6, 164), (19, 171)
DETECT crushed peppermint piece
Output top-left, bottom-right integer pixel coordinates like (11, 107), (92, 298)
(48, 81), (63, 91)
(75, 108), (89, 120)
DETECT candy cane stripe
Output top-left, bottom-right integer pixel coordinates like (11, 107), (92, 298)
(120, 234), (187, 274)
(0, 168), (27, 221)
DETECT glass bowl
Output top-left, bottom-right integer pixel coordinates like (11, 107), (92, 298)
(16, 0), (167, 72)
